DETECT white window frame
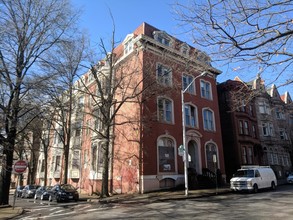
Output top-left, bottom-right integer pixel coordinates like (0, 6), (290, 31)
(185, 104), (198, 128)
(259, 101), (270, 114)
(275, 107), (284, 119)
(203, 108), (215, 131)
(71, 150), (80, 170)
(182, 74), (195, 94)
(158, 97), (173, 123)
(279, 129), (288, 140)
(157, 63), (172, 86)
(262, 122), (274, 136)
(124, 39), (133, 55)
(123, 34), (134, 55)
(55, 155), (61, 172)
(200, 80), (212, 100)
(153, 31), (173, 47)
(157, 136), (176, 174)
(244, 121), (249, 135)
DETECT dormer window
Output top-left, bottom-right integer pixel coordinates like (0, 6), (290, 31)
(197, 51), (211, 66)
(123, 34), (134, 55)
(124, 39), (133, 54)
(157, 35), (170, 46)
(153, 31), (173, 47)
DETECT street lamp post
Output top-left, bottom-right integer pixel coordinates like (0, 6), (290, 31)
(182, 71), (207, 196)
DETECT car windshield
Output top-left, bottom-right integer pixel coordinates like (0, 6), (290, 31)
(29, 185), (37, 189)
(233, 169), (254, 177)
(61, 184), (75, 190)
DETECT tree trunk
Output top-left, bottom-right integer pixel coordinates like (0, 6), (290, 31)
(63, 145), (69, 184)
(101, 127), (110, 197)
(0, 140), (15, 205)
(44, 152), (48, 186)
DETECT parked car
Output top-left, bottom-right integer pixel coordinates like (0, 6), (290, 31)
(15, 185), (24, 197)
(49, 184), (79, 202)
(230, 166), (277, 193)
(287, 174), (293, 184)
(21, 185), (39, 198)
(34, 186), (53, 200)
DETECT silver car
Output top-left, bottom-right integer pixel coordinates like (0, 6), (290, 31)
(21, 185), (39, 198)
(287, 174), (293, 184)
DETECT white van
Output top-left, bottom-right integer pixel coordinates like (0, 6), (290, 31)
(230, 166), (277, 193)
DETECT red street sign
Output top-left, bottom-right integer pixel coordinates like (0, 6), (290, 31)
(14, 160), (27, 174)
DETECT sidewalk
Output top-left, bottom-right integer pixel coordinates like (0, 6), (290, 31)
(0, 187), (230, 220)
(97, 187), (231, 204)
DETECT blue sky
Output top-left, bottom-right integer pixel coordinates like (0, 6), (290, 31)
(72, 0), (292, 96)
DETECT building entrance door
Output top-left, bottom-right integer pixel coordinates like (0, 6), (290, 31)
(188, 140), (200, 174)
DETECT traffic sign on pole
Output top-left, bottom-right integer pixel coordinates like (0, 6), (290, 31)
(178, 145), (185, 156)
(14, 160), (27, 174)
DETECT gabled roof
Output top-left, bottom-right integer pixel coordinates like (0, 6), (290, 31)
(281, 91), (292, 104)
(267, 84), (281, 100)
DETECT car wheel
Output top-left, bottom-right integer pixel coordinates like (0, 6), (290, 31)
(56, 195), (61, 203)
(271, 181), (276, 190)
(253, 184), (258, 193)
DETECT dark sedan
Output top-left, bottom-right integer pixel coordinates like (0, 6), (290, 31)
(49, 184), (79, 202)
(34, 186), (53, 200)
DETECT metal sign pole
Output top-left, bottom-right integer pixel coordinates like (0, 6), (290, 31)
(12, 174), (20, 210)
(213, 154), (218, 195)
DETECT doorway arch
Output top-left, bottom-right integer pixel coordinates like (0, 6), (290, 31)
(188, 140), (200, 174)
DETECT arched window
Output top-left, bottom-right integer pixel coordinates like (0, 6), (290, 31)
(205, 143), (218, 171)
(123, 34), (134, 55)
(157, 137), (176, 173)
(153, 31), (173, 47)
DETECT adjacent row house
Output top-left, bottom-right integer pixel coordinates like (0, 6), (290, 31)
(218, 76), (293, 181)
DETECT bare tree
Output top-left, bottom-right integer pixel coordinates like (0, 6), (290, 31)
(38, 114), (54, 187)
(0, 0), (78, 205)
(40, 34), (88, 185)
(174, 0), (293, 87)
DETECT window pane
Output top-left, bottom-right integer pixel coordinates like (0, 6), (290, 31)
(158, 138), (175, 173)
(203, 109), (214, 131)
(165, 100), (172, 122)
(158, 98), (173, 123)
(185, 105), (190, 126)
(206, 144), (217, 171)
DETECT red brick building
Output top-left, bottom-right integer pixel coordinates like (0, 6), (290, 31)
(36, 23), (225, 195)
